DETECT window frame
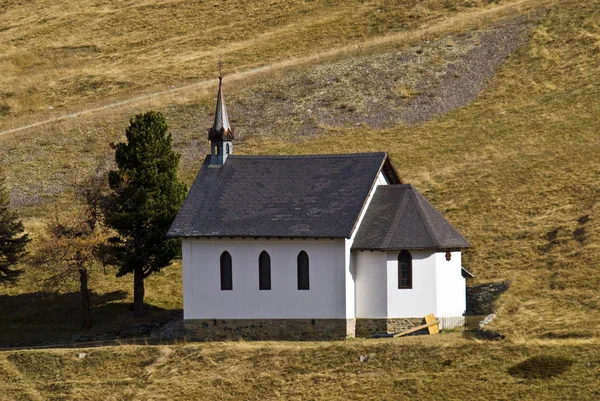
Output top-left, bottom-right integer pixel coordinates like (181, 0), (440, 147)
(297, 250), (310, 290)
(220, 251), (233, 291)
(398, 250), (413, 289)
(258, 251), (271, 290)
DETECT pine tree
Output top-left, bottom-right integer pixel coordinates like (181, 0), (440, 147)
(0, 173), (30, 283)
(102, 111), (187, 317)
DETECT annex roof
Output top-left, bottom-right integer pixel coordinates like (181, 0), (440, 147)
(168, 152), (401, 238)
(352, 184), (470, 251)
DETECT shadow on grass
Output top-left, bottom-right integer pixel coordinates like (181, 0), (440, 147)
(0, 290), (181, 347)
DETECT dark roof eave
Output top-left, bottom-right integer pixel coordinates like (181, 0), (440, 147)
(461, 268), (475, 279)
(168, 233), (347, 239)
(382, 155), (402, 184)
(350, 245), (470, 252)
(346, 153), (402, 239)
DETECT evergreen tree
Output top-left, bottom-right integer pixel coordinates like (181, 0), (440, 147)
(0, 173), (29, 283)
(102, 111), (187, 317)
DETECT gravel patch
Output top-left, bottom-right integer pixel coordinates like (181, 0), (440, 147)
(229, 16), (536, 138)
(401, 16), (534, 124)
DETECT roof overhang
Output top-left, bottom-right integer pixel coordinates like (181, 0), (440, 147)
(172, 235), (347, 240)
(461, 268), (475, 279)
(382, 154), (402, 184)
(351, 247), (470, 252)
(346, 153), (402, 239)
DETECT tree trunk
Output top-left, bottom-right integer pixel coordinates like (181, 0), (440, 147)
(133, 266), (145, 317)
(79, 266), (92, 329)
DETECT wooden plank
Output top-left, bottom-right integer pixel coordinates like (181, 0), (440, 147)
(393, 319), (440, 338)
(424, 313), (439, 335)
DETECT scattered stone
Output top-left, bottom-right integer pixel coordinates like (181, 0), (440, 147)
(475, 328), (505, 341)
(78, 353), (87, 359)
(359, 355), (370, 363)
(479, 314), (496, 328)
(466, 281), (510, 315)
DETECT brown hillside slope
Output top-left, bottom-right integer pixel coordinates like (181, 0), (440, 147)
(240, 0), (600, 338)
(0, 0), (513, 124)
(0, 0), (598, 343)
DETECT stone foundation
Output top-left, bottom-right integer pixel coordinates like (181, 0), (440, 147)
(185, 318), (356, 341)
(355, 318), (423, 337)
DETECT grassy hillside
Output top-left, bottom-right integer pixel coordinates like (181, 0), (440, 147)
(0, 0), (599, 347)
(237, 0), (600, 338)
(1, 336), (599, 400)
(0, 0), (507, 124)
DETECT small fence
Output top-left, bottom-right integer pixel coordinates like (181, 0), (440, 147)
(437, 315), (492, 332)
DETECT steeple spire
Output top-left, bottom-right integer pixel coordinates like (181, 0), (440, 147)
(208, 76), (234, 141)
(207, 62), (234, 167)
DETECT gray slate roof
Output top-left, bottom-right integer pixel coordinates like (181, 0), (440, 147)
(168, 153), (401, 238)
(352, 184), (470, 251)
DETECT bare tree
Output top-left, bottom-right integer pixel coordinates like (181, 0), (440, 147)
(32, 209), (106, 329)
(31, 165), (110, 329)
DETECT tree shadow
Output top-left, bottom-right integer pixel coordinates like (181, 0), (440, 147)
(0, 290), (181, 347)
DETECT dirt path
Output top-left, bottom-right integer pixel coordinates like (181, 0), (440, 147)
(0, 0), (545, 138)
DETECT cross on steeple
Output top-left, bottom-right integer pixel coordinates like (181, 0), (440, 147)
(218, 57), (223, 79)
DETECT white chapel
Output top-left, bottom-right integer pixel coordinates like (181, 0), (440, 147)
(168, 76), (471, 340)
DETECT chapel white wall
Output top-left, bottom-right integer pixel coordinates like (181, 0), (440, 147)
(344, 170), (390, 318)
(183, 238), (346, 319)
(354, 250), (466, 319)
(434, 251), (466, 317)
(355, 251), (388, 317)
(385, 250), (438, 317)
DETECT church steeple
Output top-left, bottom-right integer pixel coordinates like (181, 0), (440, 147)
(208, 65), (234, 167)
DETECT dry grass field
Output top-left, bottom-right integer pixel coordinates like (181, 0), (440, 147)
(0, 0), (511, 125)
(1, 0), (600, 396)
(1, 336), (599, 400)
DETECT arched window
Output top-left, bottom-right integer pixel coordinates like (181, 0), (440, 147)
(226, 143), (230, 154)
(297, 251), (309, 290)
(398, 250), (412, 289)
(259, 251), (271, 290)
(220, 251), (232, 290)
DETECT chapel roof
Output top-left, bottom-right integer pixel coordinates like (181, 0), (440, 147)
(168, 152), (401, 238)
(352, 184), (470, 251)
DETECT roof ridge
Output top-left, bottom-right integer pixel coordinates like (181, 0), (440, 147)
(410, 187), (441, 248)
(227, 152), (386, 160)
(381, 187), (410, 249)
